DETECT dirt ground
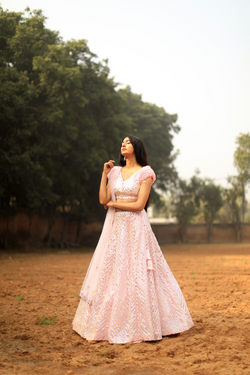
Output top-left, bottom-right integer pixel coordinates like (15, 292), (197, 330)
(1, 243), (250, 375)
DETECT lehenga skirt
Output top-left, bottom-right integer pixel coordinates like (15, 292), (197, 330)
(72, 210), (194, 344)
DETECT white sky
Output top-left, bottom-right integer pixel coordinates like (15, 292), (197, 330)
(2, 0), (250, 192)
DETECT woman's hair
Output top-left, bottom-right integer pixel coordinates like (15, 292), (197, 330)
(119, 135), (150, 210)
(119, 135), (149, 167)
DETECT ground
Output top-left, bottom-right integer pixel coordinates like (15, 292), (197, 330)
(0, 243), (250, 375)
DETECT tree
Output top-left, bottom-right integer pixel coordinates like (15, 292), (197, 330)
(119, 87), (180, 195)
(225, 176), (246, 242)
(234, 133), (250, 225)
(0, 7), (181, 248)
(174, 172), (201, 243)
(0, 8), (61, 247)
(200, 180), (223, 243)
(222, 133), (250, 243)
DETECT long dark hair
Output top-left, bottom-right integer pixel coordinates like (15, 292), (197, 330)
(119, 135), (149, 167)
(119, 135), (150, 210)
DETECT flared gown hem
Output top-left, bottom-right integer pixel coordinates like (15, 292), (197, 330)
(72, 210), (194, 345)
(72, 307), (194, 344)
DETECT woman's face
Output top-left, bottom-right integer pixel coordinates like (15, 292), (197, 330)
(121, 137), (134, 157)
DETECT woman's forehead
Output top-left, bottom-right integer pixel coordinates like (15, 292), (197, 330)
(122, 137), (130, 142)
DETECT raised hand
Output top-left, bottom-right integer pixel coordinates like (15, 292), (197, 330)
(103, 160), (115, 175)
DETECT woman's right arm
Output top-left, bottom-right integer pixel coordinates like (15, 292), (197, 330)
(99, 160), (115, 205)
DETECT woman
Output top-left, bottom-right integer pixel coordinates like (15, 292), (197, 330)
(73, 135), (194, 344)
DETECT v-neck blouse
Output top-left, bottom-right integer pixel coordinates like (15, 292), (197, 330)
(108, 166), (156, 201)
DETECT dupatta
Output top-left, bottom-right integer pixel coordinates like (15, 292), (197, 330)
(79, 167), (119, 304)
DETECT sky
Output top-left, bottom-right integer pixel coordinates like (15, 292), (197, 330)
(2, 0), (250, 191)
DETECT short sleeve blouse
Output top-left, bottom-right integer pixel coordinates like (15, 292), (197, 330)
(107, 166), (121, 179)
(138, 166), (156, 184)
(107, 165), (156, 184)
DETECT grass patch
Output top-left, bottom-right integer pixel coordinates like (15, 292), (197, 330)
(191, 277), (197, 280)
(1, 270), (6, 273)
(244, 261), (249, 264)
(220, 257), (226, 262)
(78, 269), (83, 274)
(74, 293), (80, 297)
(29, 273), (33, 276)
(213, 269), (218, 272)
(98, 350), (107, 357)
(191, 272), (197, 275)
(15, 293), (24, 301)
(38, 315), (56, 326)
(10, 277), (18, 280)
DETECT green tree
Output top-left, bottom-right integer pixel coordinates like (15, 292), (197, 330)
(0, 7), (127, 247)
(200, 180), (223, 243)
(225, 176), (246, 242)
(0, 7), (60, 247)
(0, 7), (181, 248)
(174, 172), (201, 243)
(119, 87), (180, 194)
(234, 132), (250, 225)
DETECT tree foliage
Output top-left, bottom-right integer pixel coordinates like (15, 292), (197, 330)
(119, 87), (180, 191)
(234, 133), (250, 185)
(222, 133), (250, 242)
(225, 176), (247, 242)
(199, 180), (223, 243)
(173, 172), (201, 243)
(0, 7), (179, 248)
(172, 173), (223, 243)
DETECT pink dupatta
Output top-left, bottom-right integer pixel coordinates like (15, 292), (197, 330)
(79, 167), (119, 304)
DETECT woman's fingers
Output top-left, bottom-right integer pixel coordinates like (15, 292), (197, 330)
(103, 160), (115, 173)
(108, 160), (115, 167)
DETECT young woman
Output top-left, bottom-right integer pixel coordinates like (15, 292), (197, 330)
(73, 135), (193, 344)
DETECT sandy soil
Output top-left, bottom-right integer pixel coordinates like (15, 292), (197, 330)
(1, 243), (250, 375)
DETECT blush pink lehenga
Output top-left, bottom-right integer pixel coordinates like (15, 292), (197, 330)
(72, 166), (194, 344)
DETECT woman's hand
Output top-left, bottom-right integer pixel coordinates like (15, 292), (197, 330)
(105, 200), (114, 208)
(103, 160), (115, 175)
(99, 161), (114, 206)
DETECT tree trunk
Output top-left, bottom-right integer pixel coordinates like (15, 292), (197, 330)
(208, 222), (213, 243)
(4, 216), (10, 250)
(75, 219), (83, 244)
(47, 221), (54, 247)
(60, 212), (68, 248)
(242, 183), (246, 224)
(28, 213), (33, 238)
(180, 224), (187, 243)
(45, 208), (56, 247)
(235, 224), (241, 243)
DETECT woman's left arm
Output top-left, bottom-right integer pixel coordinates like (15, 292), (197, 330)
(106, 178), (152, 211)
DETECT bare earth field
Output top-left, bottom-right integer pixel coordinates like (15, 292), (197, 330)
(1, 243), (250, 375)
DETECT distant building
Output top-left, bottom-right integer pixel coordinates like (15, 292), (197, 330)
(147, 206), (177, 224)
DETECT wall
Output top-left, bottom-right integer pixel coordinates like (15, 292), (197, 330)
(0, 210), (250, 247)
(151, 223), (250, 244)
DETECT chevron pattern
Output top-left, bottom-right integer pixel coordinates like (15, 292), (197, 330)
(73, 210), (194, 344)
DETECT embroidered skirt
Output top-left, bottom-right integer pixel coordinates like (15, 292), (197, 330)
(72, 210), (194, 344)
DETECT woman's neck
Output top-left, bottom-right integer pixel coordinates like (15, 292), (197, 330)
(125, 156), (140, 169)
